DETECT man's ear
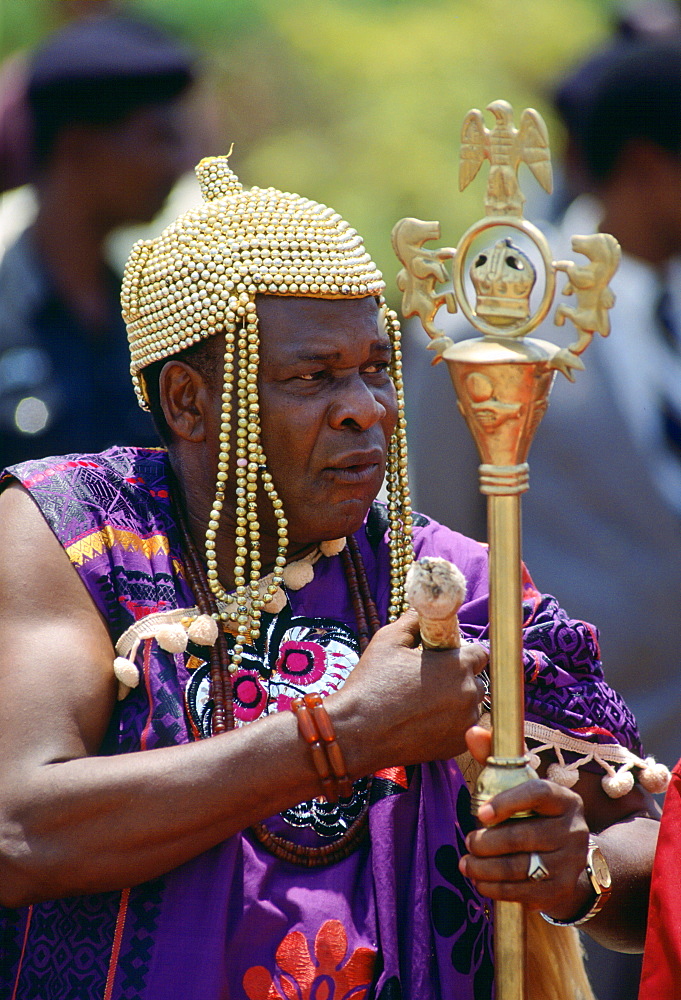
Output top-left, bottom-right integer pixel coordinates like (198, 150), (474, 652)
(159, 361), (210, 442)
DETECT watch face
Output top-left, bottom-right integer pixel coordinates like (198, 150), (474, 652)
(591, 848), (612, 891)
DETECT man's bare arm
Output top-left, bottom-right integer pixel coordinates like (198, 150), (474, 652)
(0, 484), (486, 906)
(0, 486), (325, 904)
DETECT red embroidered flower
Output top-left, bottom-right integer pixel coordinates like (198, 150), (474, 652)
(243, 919), (375, 1000)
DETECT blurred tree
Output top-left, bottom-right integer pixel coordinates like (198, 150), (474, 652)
(1, 0), (615, 300)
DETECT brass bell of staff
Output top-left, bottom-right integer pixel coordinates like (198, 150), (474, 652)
(392, 99), (620, 1000)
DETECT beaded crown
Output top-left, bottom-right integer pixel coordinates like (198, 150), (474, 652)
(121, 154), (385, 407)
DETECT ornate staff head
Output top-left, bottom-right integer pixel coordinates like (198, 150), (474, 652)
(392, 101), (622, 1000)
(392, 99), (621, 492)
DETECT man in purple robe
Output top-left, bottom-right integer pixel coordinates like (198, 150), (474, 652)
(0, 155), (660, 999)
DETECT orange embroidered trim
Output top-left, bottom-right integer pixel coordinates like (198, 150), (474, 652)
(10, 905), (32, 1000)
(375, 765), (409, 788)
(65, 526), (170, 567)
(243, 919), (376, 1000)
(103, 888), (130, 1000)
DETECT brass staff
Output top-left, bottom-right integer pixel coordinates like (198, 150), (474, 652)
(392, 99), (620, 1000)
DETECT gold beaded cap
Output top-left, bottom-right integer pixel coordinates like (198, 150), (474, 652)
(121, 154), (385, 407)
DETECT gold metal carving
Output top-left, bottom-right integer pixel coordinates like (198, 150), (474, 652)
(392, 217), (456, 354)
(459, 100), (552, 217)
(392, 100), (621, 1000)
(552, 233), (621, 379)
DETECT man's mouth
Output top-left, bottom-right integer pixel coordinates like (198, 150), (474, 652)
(324, 450), (384, 483)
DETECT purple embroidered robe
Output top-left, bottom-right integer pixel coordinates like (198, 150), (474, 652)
(0, 448), (642, 1000)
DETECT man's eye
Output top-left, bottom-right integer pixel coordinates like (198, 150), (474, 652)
(297, 371), (324, 381)
(363, 362), (390, 374)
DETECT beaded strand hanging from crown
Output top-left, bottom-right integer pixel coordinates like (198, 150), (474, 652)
(121, 153), (415, 694)
(384, 302), (414, 618)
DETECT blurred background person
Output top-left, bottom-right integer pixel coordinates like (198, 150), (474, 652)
(0, 12), (199, 467)
(403, 28), (681, 1000)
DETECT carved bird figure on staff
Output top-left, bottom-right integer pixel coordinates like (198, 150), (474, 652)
(460, 100), (553, 217)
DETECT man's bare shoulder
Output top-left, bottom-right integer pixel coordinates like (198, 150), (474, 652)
(0, 482), (89, 604)
(0, 481), (117, 760)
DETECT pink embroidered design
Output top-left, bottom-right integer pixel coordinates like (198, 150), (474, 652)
(232, 671), (268, 722)
(275, 641), (327, 685)
(242, 919), (376, 1000)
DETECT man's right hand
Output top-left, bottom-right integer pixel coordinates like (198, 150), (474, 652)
(331, 609), (488, 776)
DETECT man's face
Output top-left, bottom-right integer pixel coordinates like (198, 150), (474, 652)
(254, 295), (398, 546)
(89, 98), (195, 226)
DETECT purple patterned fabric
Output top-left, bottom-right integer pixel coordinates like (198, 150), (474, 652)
(0, 447), (642, 1000)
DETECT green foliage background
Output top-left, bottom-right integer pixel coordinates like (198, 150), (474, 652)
(1, 0), (618, 300)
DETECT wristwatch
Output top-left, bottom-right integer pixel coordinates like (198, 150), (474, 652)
(541, 837), (613, 927)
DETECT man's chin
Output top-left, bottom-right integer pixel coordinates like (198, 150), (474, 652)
(289, 495), (376, 547)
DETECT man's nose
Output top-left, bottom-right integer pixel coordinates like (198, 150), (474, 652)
(328, 375), (387, 431)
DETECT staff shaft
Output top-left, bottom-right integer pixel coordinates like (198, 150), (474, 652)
(488, 494), (524, 760)
(489, 493), (526, 1000)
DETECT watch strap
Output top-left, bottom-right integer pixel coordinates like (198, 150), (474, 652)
(540, 837), (612, 928)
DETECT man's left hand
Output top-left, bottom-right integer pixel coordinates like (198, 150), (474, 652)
(459, 725), (593, 919)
